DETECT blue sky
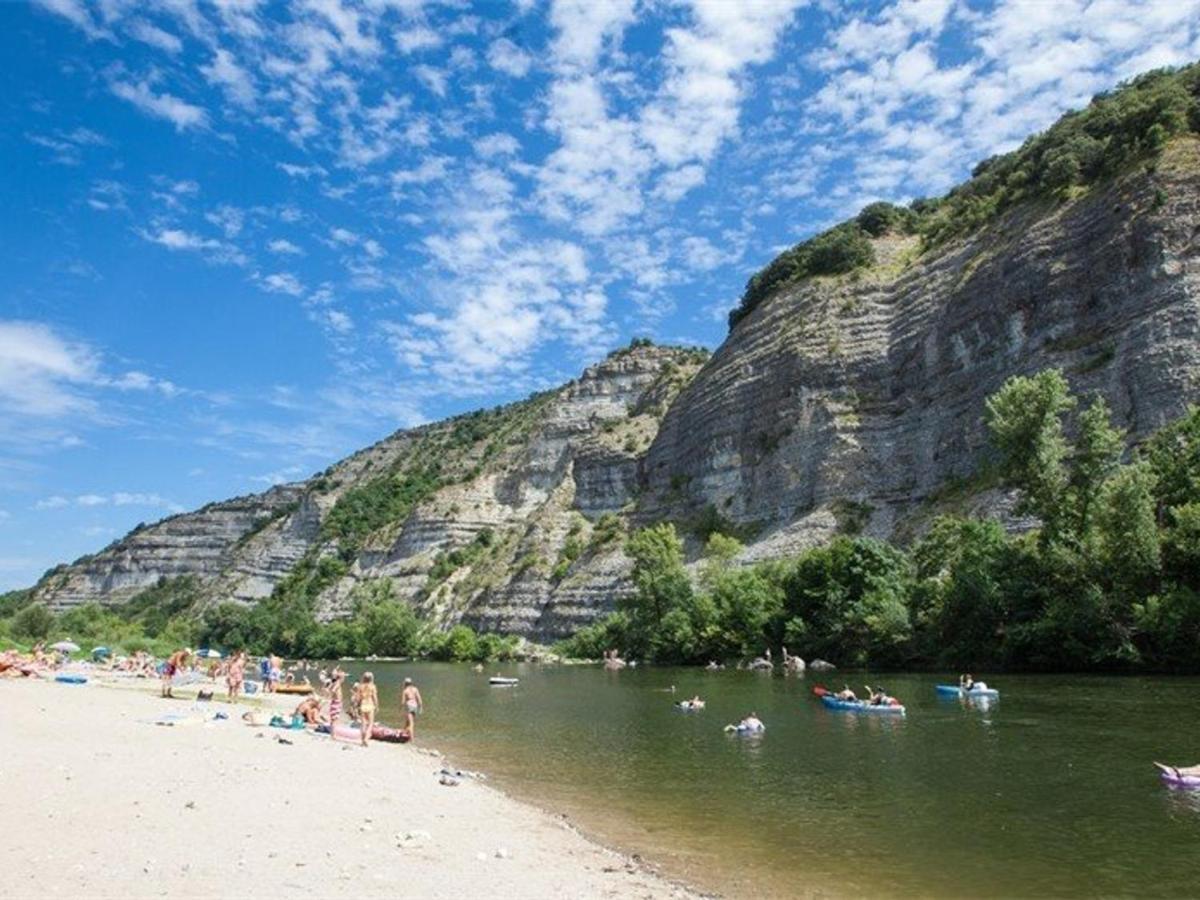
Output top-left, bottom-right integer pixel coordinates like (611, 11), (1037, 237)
(3, 0), (1199, 591)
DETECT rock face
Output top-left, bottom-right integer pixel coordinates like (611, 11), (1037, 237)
(642, 138), (1200, 557)
(29, 139), (1200, 640)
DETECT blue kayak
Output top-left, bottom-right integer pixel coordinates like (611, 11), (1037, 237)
(820, 695), (905, 715)
(935, 684), (999, 699)
(55, 674), (87, 685)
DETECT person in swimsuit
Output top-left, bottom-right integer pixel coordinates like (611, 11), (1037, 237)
(226, 651), (245, 702)
(401, 677), (423, 740)
(294, 695), (323, 725)
(161, 649), (190, 698)
(327, 667), (346, 734)
(357, 672), (379, 746)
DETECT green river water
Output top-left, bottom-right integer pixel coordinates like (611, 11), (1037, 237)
(331, 663), (1198, 897)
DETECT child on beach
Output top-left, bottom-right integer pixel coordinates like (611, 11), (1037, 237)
(358, 673), (378, 746)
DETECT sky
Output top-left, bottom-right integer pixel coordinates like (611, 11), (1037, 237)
(3, 0), (1199, 591)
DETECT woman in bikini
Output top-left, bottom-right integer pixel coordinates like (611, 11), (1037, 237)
(226, 651), (245, 702)
(357, 672), (379, 746)
(327, 667), (346, 735)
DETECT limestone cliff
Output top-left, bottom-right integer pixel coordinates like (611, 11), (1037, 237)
(29, 138), (1200, 641)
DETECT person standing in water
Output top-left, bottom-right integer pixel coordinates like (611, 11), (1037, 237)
(401, 677), (423, 740)
(358, 673), (379, 746)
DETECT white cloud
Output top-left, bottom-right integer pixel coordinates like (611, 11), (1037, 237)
(32, 0), (108, 40)
(0, 321), (99, 418)
(487, 38), (533, 77)
(35, 496), (70, 510)
(205, 204), (244, 238)
(110, 77), (209, 131)
(413, 64), (448, 97)
(127, 19), (183, 54)
(395, 25), (441, 53)
(278, 162), (327, 178)
(268, 238), (303, 254)
(76, 493), (107, 506)
(201, 47), (257, 108)
(474, 132), (520, 157)
(549, 0), (636, 70)
(653, 164), (706, 202)
(259, 272), (306, 296)
(329, 227), (358, 244)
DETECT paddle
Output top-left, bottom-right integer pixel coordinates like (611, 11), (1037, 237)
(812, 684), (829, 697)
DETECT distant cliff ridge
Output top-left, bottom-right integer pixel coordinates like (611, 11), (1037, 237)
(30, 78), (1200, 640)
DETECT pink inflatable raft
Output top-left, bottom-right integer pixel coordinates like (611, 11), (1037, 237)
(1155, 762), (1200, 789)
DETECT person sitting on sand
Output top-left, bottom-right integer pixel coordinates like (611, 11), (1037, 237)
(835, 684), (858, 702)
(401, 677), (423, 740)
(358, 673), (379, 747)
(161, 649), (190, 698)
(294, 695), (323, 726)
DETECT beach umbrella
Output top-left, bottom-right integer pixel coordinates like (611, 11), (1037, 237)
(196, 648), (223, 659)
(91, 646), (111, 660)
(50, 640), (81, 652)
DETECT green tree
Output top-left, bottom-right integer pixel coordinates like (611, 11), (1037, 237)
(621, 523), (693, 658)
(11, 603), (55, 641)
(1070, 397), (1125, 538)
(985, 369), (1075, 536)
(1096, 461), (1161, 594)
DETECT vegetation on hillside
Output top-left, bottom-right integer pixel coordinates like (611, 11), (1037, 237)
(560, 371), (1200, 672)
(729, 63), (1200, 330)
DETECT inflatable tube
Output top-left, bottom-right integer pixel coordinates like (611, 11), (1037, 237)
(675, 701), (705, 710)
(820, 695), (906, 716)
(935, 684), (1000, 699)
(273, 683), (314, 695)
(331, 724), (363, 743)
(55, 674), (87, 685)
(370, 724), (411, 743)
(488, 677), (519, 686)
(1156, 764), (1200, 789)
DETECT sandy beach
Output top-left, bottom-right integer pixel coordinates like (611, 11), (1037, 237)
(0, 674), (700, 900)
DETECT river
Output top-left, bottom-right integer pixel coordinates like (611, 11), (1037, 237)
(322, 663), (1199, 897)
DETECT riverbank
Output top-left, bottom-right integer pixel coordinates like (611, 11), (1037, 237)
(0, 674), (700, 899)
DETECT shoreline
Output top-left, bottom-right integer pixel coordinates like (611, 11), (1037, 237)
(0, 672), (705, 899)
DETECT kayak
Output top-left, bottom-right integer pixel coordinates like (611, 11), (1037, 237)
(935, 684), (999, 699)
(55, 674), (87, 685)
(1156, 763), (1200, 789)
(488, 677), (519, 686)
(820, 695), (906, 716)
(724, 721), (765, 734)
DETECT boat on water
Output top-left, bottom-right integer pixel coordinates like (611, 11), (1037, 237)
(820, 694), (906, 716)
(489, 676), (519, 686)
(935, 683), (1000, 699)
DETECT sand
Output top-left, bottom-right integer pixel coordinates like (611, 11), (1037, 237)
(0, 674), (701, 899)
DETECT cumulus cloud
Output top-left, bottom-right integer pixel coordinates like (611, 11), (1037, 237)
(259, 272), (306, 296)
(0, 320), (100, 418)
(487, 38), (533, 77)
(268, 238), (303, 254)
